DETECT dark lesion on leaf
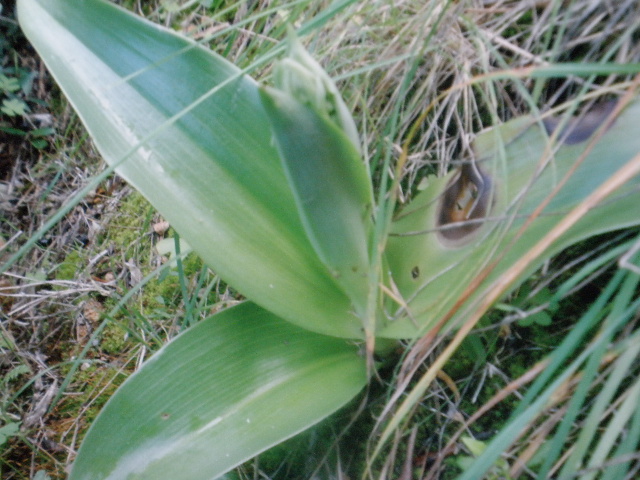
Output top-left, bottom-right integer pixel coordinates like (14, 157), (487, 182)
(436, 160), (493, 246)
(411, 266), (420, 279)
(542, 100), (617, 145)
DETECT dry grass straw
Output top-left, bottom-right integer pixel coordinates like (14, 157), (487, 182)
(314, 0), (640, 477)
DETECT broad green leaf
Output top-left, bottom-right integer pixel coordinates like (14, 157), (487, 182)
(69, 302), (368, 480)
(383, 100), (640, 338)
(260, 87), (373, 313)
(0, 421), (21, 446)
(17, 0), (364, 339)
(1, 97), (27, 116)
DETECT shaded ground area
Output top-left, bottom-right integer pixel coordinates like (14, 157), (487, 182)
(1, 3), (137, 477)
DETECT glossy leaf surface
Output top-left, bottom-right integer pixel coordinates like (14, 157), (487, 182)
(260, 87), (373, 312)
(17, 0), (364, 338)
(69, 302), (367, 480)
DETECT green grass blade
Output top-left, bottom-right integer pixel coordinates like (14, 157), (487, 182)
(17, 0), (363, 338)
(535, 263), (640, 479)
(68, 302), (367, 480)
(599, 375), (640, 480)
(455, 269), (640, 480)
(577, 347), (640, 480)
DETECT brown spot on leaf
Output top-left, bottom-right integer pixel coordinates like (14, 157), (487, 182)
(436, 161), (493, 246)
(542, 100), (617, 145)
